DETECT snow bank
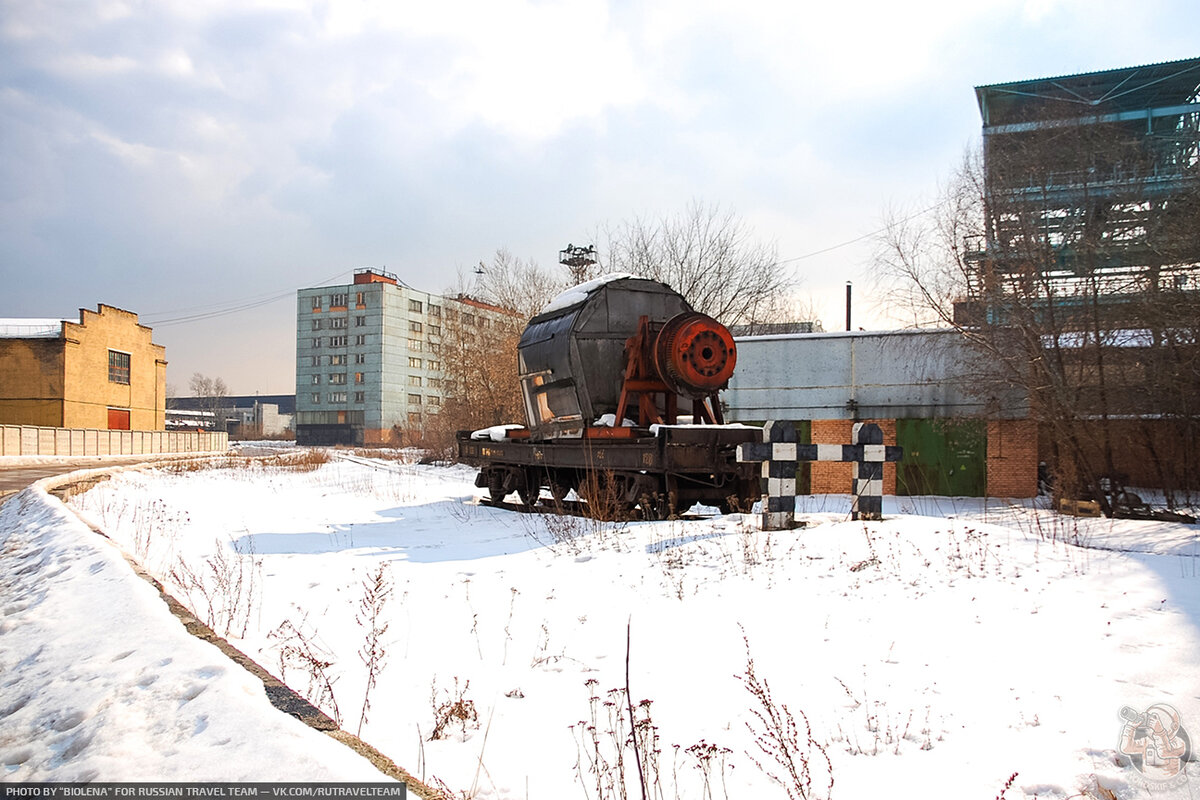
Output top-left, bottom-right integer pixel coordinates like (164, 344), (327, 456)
(0, 484), (394, 782)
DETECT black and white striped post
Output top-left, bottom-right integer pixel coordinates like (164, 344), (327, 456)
(736, 420), (903, 530)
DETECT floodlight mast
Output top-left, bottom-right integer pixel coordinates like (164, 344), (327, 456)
(559, 243), (597, 284)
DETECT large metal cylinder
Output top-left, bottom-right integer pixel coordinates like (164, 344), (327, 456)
(517, 276), (735, 439)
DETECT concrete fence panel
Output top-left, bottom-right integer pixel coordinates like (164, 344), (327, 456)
(0, 424), (227, 457)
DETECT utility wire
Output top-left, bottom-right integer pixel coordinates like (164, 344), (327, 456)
(773, 200), (943, 266)
(143, 268), (354, 327)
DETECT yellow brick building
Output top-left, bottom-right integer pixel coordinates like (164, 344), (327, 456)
(0, 305), (167, 430)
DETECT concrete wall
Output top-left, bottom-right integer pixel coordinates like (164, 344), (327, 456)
(0, 425), (227, 457)
(727, 329), (1029, 422)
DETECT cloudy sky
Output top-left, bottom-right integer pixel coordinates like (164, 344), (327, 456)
(2, 0), (1197, 394)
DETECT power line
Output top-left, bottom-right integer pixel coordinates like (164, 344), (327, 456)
(143, 268), (354, 327)
(773, 200), (943, 266)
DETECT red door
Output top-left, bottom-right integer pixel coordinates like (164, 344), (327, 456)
(107, 408), (131, 430)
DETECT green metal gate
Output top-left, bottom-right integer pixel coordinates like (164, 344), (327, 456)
(895, 418), (987, 496)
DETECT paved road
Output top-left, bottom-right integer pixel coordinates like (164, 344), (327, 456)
(0, 457), (182, 500)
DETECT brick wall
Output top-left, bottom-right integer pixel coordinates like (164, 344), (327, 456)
(809, 418), (897, 495)
(986, 418), (1038, 498)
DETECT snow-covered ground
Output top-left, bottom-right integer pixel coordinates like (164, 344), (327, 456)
(2, 451), (1199, 798)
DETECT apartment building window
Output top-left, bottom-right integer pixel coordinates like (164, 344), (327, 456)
(108, 350), (130, 384)
(428, 324), (441, 336)
(311, 319), (322, 331)
(463, 313), (476, 326)
(331, 317), (347, 329)
(355, 334), (367, 346)
(312, 375), (321, 385)
(427, 360), (441, 371)
(408, 412), (421, 425)
(311, 337), (322, 348)
(409, 299), (423, 313)
(330, 354), (347, 366)
(355, 291), (365, 307)
(310, 355), (320, 367)
(311, 393), (320, 404)
(429, 342), (441, 355)
(409, 375), (422, 386)
(329, 335), (348, 347)
(330, 391), (347, 403)
(311, 296), (322, 310)
(408, 393), (422, 405)
(354, 391), (365, 404)
(428, 304), (440, 317)
(355, 353), (366, 364)
(355, 316), (366, 327)
(409, 320), (422, 333)
(329, 373), (346, 385)
(331, 292), (348, 308)
(408, 357), (422, 368)
(428, 395), (441, 406)
(408, 338), (422, 351)
(355, 372), (364, 384)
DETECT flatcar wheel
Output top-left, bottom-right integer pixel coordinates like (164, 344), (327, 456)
(638, 493), (670, 521)
(548, 478), (571, 504)
(485, 471), (506, 505)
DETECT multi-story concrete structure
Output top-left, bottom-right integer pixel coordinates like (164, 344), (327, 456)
(0, 304), (167, 430)
(295, 268), (508, 445)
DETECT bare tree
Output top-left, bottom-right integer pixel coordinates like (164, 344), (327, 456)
(598, 200), (794, 327)
(875, 111), (1200, 510)
(189, 372), (229, 432)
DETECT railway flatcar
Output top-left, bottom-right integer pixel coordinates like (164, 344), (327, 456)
(456, 275), (762, 518)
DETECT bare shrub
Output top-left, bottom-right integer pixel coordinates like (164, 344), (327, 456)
(269, 617), (343, 727)
(429, 677), (479, 741)
(168, 536), (261, 638)
(740, 635), (833, 800)
(356, 562), (392, 737)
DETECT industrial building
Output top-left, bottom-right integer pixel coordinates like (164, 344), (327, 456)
(726, 57), (1199, 500)
(726, 329), (1038, 498)
(295, 268), (509, 446)
(0, 304), (166, 430)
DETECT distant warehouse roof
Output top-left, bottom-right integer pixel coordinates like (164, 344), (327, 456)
(0, 319), (69, 338)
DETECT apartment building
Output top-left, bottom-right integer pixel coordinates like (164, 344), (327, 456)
(295, 268), (507, 445)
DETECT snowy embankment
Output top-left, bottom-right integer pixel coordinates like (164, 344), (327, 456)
(2, 453), (1199, 798)
(0, 478), (392, 782)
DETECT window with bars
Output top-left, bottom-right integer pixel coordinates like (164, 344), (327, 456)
(108, 350), (130, 384)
